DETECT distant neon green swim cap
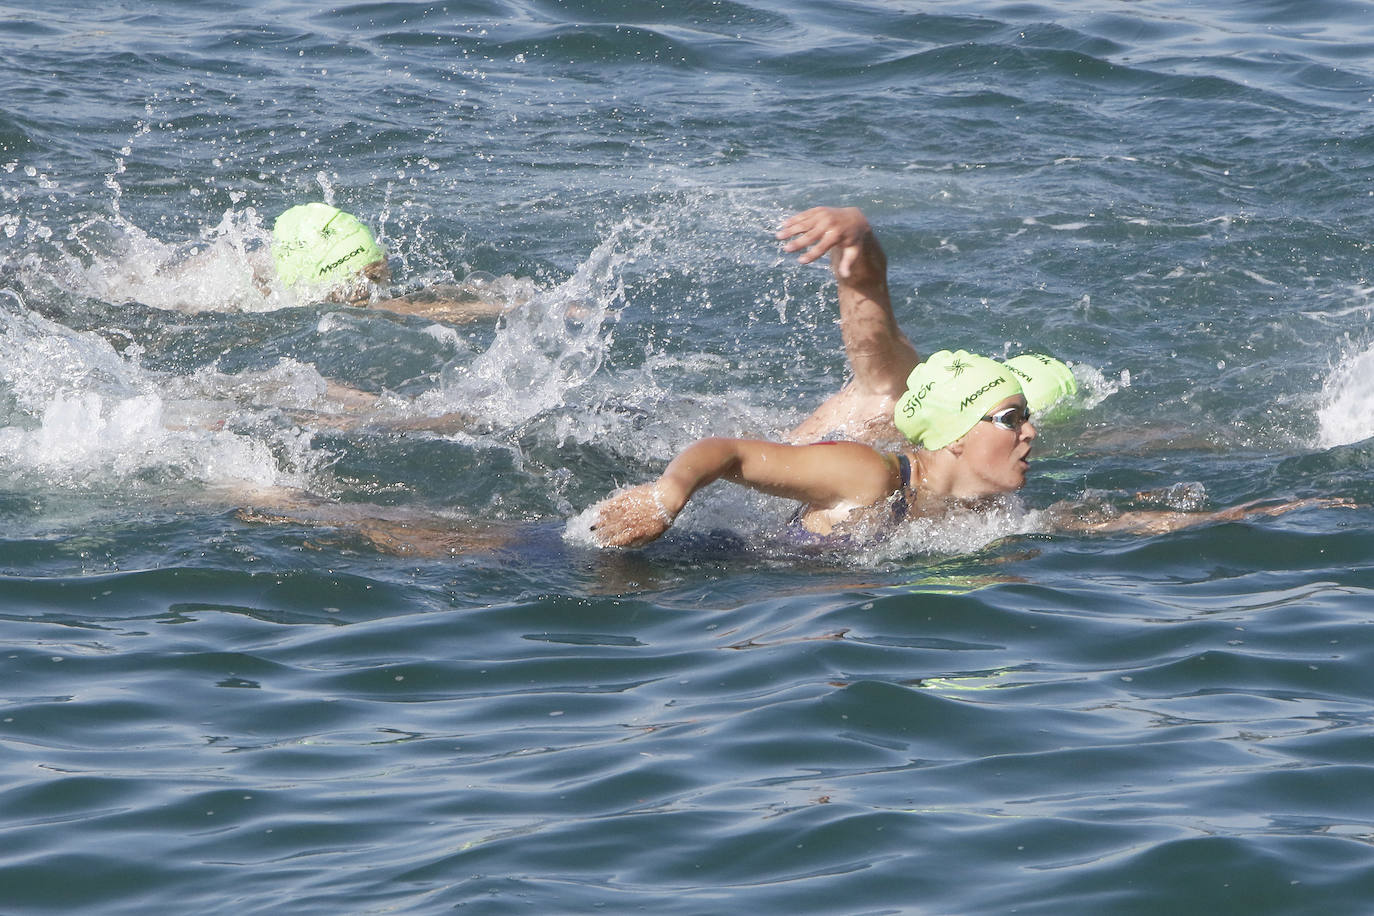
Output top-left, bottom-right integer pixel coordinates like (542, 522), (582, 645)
(271, 203), (386, 289)
(1003, 353), (1077, 413)
(894, 349), (1023, 449)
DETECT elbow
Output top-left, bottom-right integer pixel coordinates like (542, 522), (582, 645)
(666, 437), (743, 490)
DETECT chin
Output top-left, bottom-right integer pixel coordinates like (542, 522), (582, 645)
(1011, 462), (1031, 488)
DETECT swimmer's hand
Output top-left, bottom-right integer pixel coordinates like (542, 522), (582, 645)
(588, 483), (678, 548)
(776, 206), (875, 279)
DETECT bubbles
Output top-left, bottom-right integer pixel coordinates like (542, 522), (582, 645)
(562, 501), (601, 548)
(408, 193), (792, 442)
(0, 389), (293, 490)
(1140, 481), (1208, 512)
(411, 222), (626, 429)
(1, 201), (283, 314)
(85, 209), (282, 313)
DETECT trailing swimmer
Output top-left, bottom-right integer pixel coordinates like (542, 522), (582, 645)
(267, 202), (522, 322)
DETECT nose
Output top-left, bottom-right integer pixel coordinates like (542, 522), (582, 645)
(1021, 418), (1037, 441)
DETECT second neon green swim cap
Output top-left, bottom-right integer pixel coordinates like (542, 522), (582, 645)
(1003, 353), (1077, 413)
(271, 203), (386, 289)
(894, 349), (1023, 449)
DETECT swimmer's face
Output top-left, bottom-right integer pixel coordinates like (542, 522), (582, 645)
(362, 258), (391, 285)
(955, 394), (1036, 495)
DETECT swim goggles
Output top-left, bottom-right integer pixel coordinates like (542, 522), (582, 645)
(981, 405), (1031, 432)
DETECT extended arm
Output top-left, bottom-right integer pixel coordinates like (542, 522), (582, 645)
(371, 286), (509, 323)
(777, 207), (920, 444)
(1046, 497), (1355, 536)
(589, 438), (899, 548)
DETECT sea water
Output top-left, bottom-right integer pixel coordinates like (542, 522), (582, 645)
(3, 1), (1374, 912)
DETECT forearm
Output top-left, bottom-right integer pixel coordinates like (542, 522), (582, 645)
(655, 438), (748, 516)
(837, 277), (918, 398)
(589, 438), (898, 548)
(781, 206), (918, 398)
(587, 439), (748, 549)
(372, 294), (506, 323)
(660, 437), (897, 509)
(1047, 503), (1220, 535)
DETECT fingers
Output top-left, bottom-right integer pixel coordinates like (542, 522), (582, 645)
(796, 233), (842, 265)
(776, 207), (866, 269)
(782, 229), (844, 266)
(775, 207), (830, 240)
(587, 485), (670, 548)
(1308, 497), (1358, 509)
(1223, 496), (1360, 522)
(1271, 497), (1359, 514)
(778, 222), (841, 264)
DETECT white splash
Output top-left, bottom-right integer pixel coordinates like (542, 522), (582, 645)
(410, 214), (653, 429)
(1067, 360), (1124, 412)
(0, 292), (318, 489)
(65, 208), (287, 313)
(1317, 343), (1374, 448)
(863, 497), (1041, 565)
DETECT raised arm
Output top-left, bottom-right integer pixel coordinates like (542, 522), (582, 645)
(589, 437), (899, 548)
(777, 207), (920, 444)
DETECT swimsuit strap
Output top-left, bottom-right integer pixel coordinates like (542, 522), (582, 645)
(891, 453), (913, 525)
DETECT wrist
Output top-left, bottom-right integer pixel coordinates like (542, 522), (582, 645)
(651, 483), (678, 525)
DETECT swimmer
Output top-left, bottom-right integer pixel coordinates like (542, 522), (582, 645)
(588, 348), (1043, 547)
(266, 202), (520, 322)
(587, 206), (1349, 548)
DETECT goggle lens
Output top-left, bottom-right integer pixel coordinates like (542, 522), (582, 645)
(983, 405), (1031, 431)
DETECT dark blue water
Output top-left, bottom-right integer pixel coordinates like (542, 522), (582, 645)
(4, 1), (1374, 912)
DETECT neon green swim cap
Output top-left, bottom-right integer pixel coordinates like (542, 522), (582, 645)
(1003, 353), (1077, 413)
(271, 203), (386, 289)
(894, 349), (1023, 449)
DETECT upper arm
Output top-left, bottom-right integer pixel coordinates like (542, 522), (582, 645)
(668, 439), (899, 510)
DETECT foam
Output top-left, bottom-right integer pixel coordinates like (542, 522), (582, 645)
(0, 292), (319, 490)
(1317, 343), (1374, 448)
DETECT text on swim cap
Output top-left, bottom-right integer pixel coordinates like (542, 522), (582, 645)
(900, 380), (936, 417)
(958, 376), (1006, 409)
(1005, 364), (1032, 382)
(317, 245), (367, 277)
